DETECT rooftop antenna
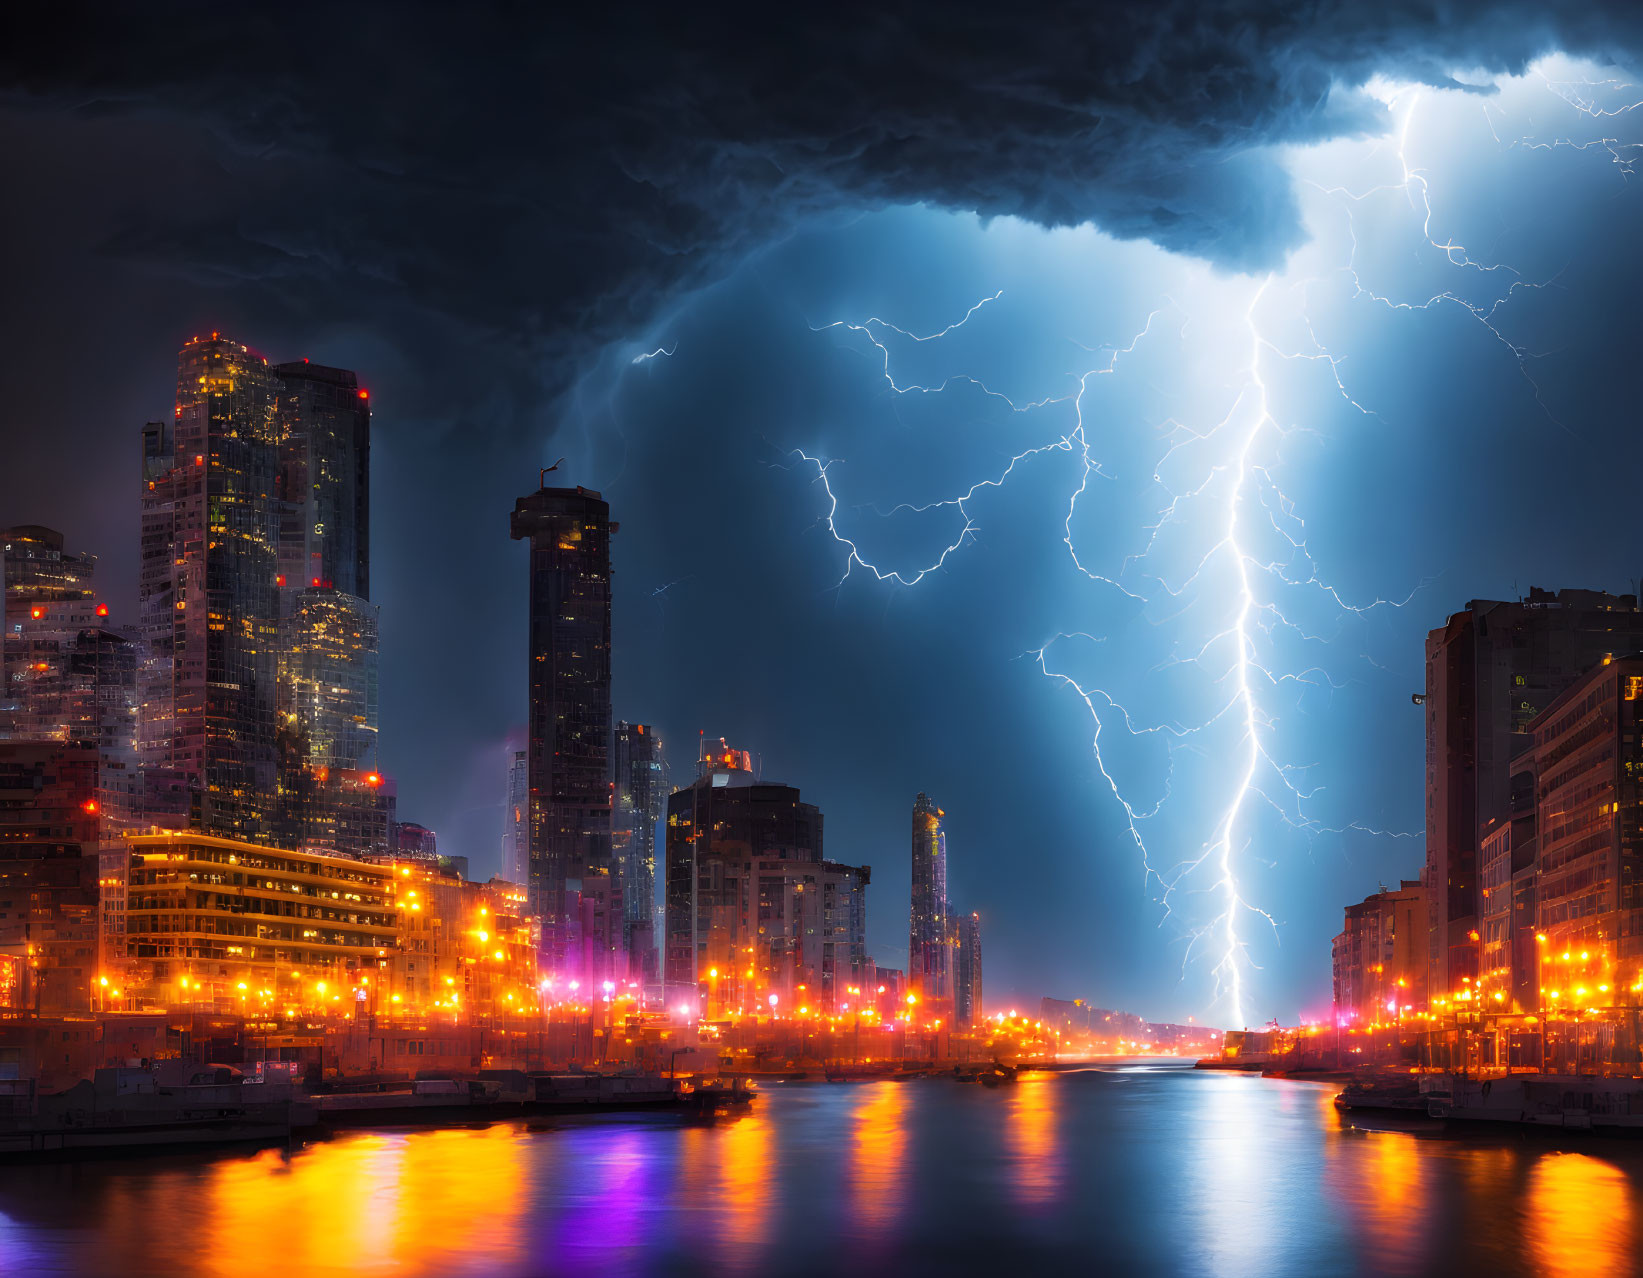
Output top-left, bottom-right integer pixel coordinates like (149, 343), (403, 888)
(539, 458), (565, 488)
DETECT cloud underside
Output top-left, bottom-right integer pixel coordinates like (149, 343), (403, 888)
(4, 3), (1640, 389)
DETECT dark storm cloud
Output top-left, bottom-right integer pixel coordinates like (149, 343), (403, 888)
(5, 2), (1641, 405)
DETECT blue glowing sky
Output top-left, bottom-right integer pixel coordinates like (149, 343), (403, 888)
(5, 29), (1643, 1023)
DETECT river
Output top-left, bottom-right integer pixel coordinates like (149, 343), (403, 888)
(0, 1062), (1639, 1276)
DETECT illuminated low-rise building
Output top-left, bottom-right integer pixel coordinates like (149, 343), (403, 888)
(124, 831), (399, 1008)
(389, 861), (535, 1016)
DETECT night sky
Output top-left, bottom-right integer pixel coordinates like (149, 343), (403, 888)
(5, 4), (1643, 1025)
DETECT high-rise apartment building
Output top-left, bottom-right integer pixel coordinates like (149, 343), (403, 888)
(612, 721), (666, 981)
(909, 792), (951, 1005)
(956, 911), (983, 1026)
(138, 334), (282, 839)
(510, 483), (617, 982)
(1423, 588), (1643, 1001)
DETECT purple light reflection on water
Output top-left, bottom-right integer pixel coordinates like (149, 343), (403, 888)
(0, 1067), (1642, 1275)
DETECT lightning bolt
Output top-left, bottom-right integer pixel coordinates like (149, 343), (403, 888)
(769, 58), (1623, 1025)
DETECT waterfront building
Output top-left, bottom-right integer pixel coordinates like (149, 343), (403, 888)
(666, 746), (863, 1012)
(124, 830), (400, 1007)
(1528, 656), (1643, 1004)
(503, 748), (528, 886)
(909, 792), (951, 1007)
(612, 721), (666, 982)
(138, 334), (282, 840)
(389, 861), (534, 1015)
(956, 911), (982, 1026)
(1330, 880), (1427, 1026)
(1478, 758), (1538, 1011)
(0, 742), (101, 1013)
(1423, 587), (1643, 1002)
(510, 483), (618, 983)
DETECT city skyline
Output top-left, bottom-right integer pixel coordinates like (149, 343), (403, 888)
(11, 16), (1643, 1026)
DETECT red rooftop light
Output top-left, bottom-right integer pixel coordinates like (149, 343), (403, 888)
(96, 605), (109, 618)
(365, 772), (383, 788)
(81, 800), (99, 815)
(358, 390), (369, 400)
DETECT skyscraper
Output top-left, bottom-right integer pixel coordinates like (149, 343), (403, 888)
(1423, 587), (1643, 1000)
(956, 911), (983, 1027)
(138, 334), (282, 839)
(273, 361), (371, 600)
(510, 482), (617, 982)
(612, 720), (667, 980)
(272, 359), (381, 854)
(909, 792), (951, 1005)
(503, 748), (528, 886)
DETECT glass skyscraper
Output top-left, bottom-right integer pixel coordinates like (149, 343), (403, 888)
(138, 334), (281, 839)
(612, 720), (667, 976)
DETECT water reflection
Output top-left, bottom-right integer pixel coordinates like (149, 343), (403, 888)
(850, 1082), (909, 1236)
(715, 1108), (773, 1256)
(1526, 1152), (1634, 1278)
(205, 1126), (526, 1275)
(4, 1074), (1643, 1276)
(1004, 1075), (1062, 1209)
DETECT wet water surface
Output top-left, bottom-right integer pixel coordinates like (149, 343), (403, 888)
(2, 1063), (1641, 1276)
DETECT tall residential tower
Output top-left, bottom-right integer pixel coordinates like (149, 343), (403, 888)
(510, 482), (618, 982)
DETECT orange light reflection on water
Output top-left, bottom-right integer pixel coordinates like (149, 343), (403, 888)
(850, 1081), (909, 1235)
(1526, 1152), (1634, 1278)
(714, 1109), (773, 1253)
(1005, 1074), (1062, 1209)
(201, 1126), (526, 1276)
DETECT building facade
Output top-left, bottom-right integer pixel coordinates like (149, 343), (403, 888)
(1528, 656), (1643, 1005)
(273, 361), (371, 602)
(1330, 880), (1428, 1027)
(909, 792), (951, 1006)
(124, 831), (400, 1006)
(612, 721), (666, 982)
(664, 747), (843, 1011)
(138, 334), (283, 840)
(1423, 588), (1643, 1002)
(0, 742), (101, 1014)
(503, 748), (528, 887)
(510, 483), (617, 982)
(956, 911), (983, 1026)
